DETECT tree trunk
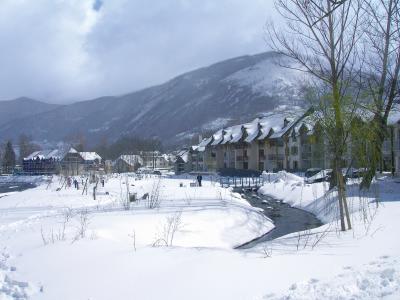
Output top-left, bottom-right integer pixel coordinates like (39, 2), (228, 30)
(336, 169), (346, 231)
(338, 170), (351, 230)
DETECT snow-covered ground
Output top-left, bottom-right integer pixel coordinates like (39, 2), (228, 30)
(0, 175), (272, 299)
(0, 173), (399, 299)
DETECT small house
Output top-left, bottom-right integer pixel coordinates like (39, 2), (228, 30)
(114, 155), (143, 173)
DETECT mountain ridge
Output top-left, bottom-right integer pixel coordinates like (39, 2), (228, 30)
(0, 51), (306, 147)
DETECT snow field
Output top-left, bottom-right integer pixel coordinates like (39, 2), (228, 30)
(0, 174), (273, 299)
(0, 172), (399, 299)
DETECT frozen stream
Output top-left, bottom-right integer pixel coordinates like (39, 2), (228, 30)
(0, 182), (36, 195)
(237, 190), (323, 249)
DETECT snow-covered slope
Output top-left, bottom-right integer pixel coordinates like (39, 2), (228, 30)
(0, 52), (307, 146)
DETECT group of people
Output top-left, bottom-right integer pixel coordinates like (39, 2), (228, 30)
(65, 176), (105, 190)
(66, 177), (80, 189)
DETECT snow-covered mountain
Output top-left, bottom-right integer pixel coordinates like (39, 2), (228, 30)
(0, 52), (307, 147)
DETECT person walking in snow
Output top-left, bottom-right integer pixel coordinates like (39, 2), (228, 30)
(101, 179), (105, 187)
(196, 174), (203, 187)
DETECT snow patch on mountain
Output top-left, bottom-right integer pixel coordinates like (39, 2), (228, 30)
(224, 59), (305, 98)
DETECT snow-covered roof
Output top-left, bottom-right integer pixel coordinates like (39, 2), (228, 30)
(176, 150), (189, 163)
(211, 129), (225, 146)
(199, 137), (213, 147)
(269, 118), (296, 139)
(194, 109), (307, 149)
(68, 147), (78, 153)
(117, 155), (143, 166)
(244, 121), (261, 143)
(79, 152), (102, 162)
(24, 149), (68, 161)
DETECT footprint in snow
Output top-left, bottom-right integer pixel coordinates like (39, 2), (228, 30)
(263, 293), (275, 299)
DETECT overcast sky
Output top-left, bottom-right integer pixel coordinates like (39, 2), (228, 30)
(0, 0), (277, 103)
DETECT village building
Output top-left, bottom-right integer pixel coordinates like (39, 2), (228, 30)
(113, 155), (143, 173)
(177, 109), (338, 175)
(140, 151), (171, 169)
(61, 148), (103, 176)
(23, 149), (67, 175)
(174, 149), (191, 174)
(104, 160), (113, 174)
(24, 147), (103, 176)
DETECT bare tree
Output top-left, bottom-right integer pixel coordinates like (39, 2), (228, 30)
(152, 211), (183, 247)
(18, 134), (41, 163)
(360, 0), (400, 187)
(267, 0), (366, 230)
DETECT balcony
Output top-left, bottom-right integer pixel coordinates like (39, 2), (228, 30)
(268, 154), (285, 161)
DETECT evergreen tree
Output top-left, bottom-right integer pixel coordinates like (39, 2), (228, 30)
(3, 140), (16, 173)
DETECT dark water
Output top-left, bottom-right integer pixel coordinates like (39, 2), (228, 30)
(237, 190), (323, 249)
(0, 182), (36, 194)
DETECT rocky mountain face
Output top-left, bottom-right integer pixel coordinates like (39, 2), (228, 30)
(0, 52), (306, 147)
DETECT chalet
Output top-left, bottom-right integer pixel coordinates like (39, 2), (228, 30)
(23, 149), (67, 175)
(113, 155), (143, 173)
(60, 149), (103, 175)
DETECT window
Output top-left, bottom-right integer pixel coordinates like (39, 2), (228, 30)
(291, 146), (298, 155)
(243, 162), (249, 170)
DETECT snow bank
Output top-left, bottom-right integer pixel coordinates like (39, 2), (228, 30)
(267, 255), (400, 300)
(259, 171), (333, 221)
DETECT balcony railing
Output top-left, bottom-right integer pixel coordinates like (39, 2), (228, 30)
(267, 154), (285, 161)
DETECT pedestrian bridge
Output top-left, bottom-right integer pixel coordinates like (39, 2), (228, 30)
(219, 176), (264, 189)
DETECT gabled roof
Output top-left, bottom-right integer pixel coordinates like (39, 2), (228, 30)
(24, 148), (69, 161)
(79, 152), (101, 161)
(117, 155), (143, 166)
(193, 109), (308, 148)
(176, 149), (189, 163)
(211, 129), (225, 146)
(68, 147), (78, 153)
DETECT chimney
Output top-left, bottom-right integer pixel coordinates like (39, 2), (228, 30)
(198, 134), (203, 144)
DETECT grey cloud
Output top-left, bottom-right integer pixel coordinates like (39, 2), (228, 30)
(0, 0), (277, 103)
